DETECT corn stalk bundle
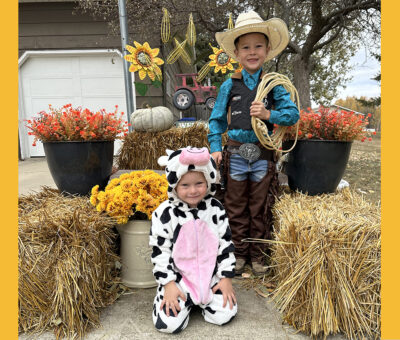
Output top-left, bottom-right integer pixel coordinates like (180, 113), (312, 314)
(117, 123), (227, 170)
(228, 13), (234, 29)
(252, 72), (300, 153)
(166, 38), (191, 65)
(18, 187), (120, 339)
(186, 13), (196, 46)
(196, 62), (212, 83)
(161, 7), (170, 44)
(269, 189), (381, 339)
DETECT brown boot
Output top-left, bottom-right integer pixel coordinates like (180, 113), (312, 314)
(251, 261), (268, 276)
(224, 176), (250, 259)
(235, 258), (246, 276)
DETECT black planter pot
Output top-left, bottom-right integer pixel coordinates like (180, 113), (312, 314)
(43, 141), (114, 196)
(283, 139), (352, 196)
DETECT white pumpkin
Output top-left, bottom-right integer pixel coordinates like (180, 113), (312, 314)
(130, 106), (174, 132)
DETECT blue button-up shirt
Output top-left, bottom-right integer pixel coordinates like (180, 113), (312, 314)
(208, 68), (300, 153)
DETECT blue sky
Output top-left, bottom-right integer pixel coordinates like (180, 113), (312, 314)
(333, 48), (381, 102)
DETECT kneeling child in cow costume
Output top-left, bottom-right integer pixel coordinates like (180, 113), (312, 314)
(150, 147), (237, 333)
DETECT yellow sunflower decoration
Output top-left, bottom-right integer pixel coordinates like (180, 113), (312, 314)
(124, 41), (164, 81)
(196, 44), (239, 82)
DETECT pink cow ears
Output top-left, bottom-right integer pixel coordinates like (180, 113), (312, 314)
(179, 147), (210, 166)
(157, 147), (210, 167)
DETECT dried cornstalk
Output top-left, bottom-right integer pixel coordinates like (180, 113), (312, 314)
(186, 13), (196, 46)
(228, 13), (234, 29)
(161, 7), (170, 44)
(196, 62), (212, 83)
(266, 189), (381, 340)
(18, 188), (121, 339)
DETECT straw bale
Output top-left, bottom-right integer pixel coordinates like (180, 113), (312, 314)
(18, 187), (120, 339)
(269, 188), (380, 339)
(117, 123), (227, 170)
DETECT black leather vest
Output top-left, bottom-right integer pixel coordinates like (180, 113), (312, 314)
(227, 73), (274, 131)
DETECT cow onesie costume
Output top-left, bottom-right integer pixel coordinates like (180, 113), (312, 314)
(150, 147), (237, 333)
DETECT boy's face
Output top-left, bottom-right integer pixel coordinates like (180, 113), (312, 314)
(176, 171), (207, 208)
(234, 33), (270, 74)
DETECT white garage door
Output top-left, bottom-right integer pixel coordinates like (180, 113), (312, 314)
(18, 50), (135, 158)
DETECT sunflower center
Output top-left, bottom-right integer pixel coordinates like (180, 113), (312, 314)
(217, 52), (229, 65)
(137, 51), (151, 66)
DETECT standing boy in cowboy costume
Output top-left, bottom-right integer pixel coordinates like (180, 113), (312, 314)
(208, 10), (299, 275)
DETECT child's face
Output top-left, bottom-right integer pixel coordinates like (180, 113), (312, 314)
(234, 33), (269, 74)
(176, 171), (207, 208)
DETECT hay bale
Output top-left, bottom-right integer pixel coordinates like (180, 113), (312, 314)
(270, 189), (380, 339)
(18, 187), (120, 339)
(117, 123), (227, 170)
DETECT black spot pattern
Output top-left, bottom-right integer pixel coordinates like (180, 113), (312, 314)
(212, 214), (218, 224)
(210, 171), (215, 179)
(221, 227), (232, 241)
(205, 306), (216, 314)
(221, 243), (235, 255)
(152, 246), (162, 258)
(167, 265), (173, 270)
(212, 264), (218, 277)
(219, 213), (227, 221)
(197, 201), (207, 210)
(155, 314), (167, 330)
(176, 272), (182, 283)
(158, 285), (163, 292)
(185, 293), (194, 307)
(154, 271), (168, 280)
(188, 164), (195, 171)
(168, 149), (182, 160)
(211, 157), (217, 169)
(168, 186), (173, 192)
(214, 289), (222, 295)
(172, 314), (189, 334)
(190, 209), (199, 219)
(172, 223), (182, 243)
(221, 270), (235, 278)
(157, 236), (166, 246)
(160, 207), (172, 224)
(211, 198), (224, 210)
(154, 212), (158, 218)
(210, 183), (217, 192)
(217, 252), (229, 264)
(167, 171), (178, 185)
(173, 207), (187, 218)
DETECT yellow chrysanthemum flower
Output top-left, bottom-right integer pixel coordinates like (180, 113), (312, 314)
(90, 195), (97, 206)
(209, 45), (237, 74)
(91, 185), (99, 196)
(124, 41), (164, 81)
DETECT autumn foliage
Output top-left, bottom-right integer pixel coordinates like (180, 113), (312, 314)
(26, 104), (129, 146)
(285, 106), (374, 142)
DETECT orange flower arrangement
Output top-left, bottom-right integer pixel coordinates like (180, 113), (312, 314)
(26, 104), (129, 146)
(285, 106), (374, 142)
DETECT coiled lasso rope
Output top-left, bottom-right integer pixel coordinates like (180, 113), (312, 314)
(251, 72), (300, 153)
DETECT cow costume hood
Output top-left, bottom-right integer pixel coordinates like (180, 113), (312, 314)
(158, 147), (218, 206)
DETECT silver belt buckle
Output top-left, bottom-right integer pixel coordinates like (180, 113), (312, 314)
(239, 143), (261, 161)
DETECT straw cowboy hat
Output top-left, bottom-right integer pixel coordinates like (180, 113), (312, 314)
(215, 10), (289, 62)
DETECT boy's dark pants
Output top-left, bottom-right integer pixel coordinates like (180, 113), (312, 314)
(223, 152), (278, 264)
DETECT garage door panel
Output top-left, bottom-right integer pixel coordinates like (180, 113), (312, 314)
(23, 57), (74, 76)
(79, 56), (123, 75)
(20, 51), (134, 158)
(81, 77), (125, 96)
(30, 78), (75, 96)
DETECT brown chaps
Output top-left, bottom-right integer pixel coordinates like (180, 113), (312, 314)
(223, 153), (279, 264)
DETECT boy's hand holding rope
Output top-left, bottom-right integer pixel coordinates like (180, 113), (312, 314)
(251, 72), (300, 153)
